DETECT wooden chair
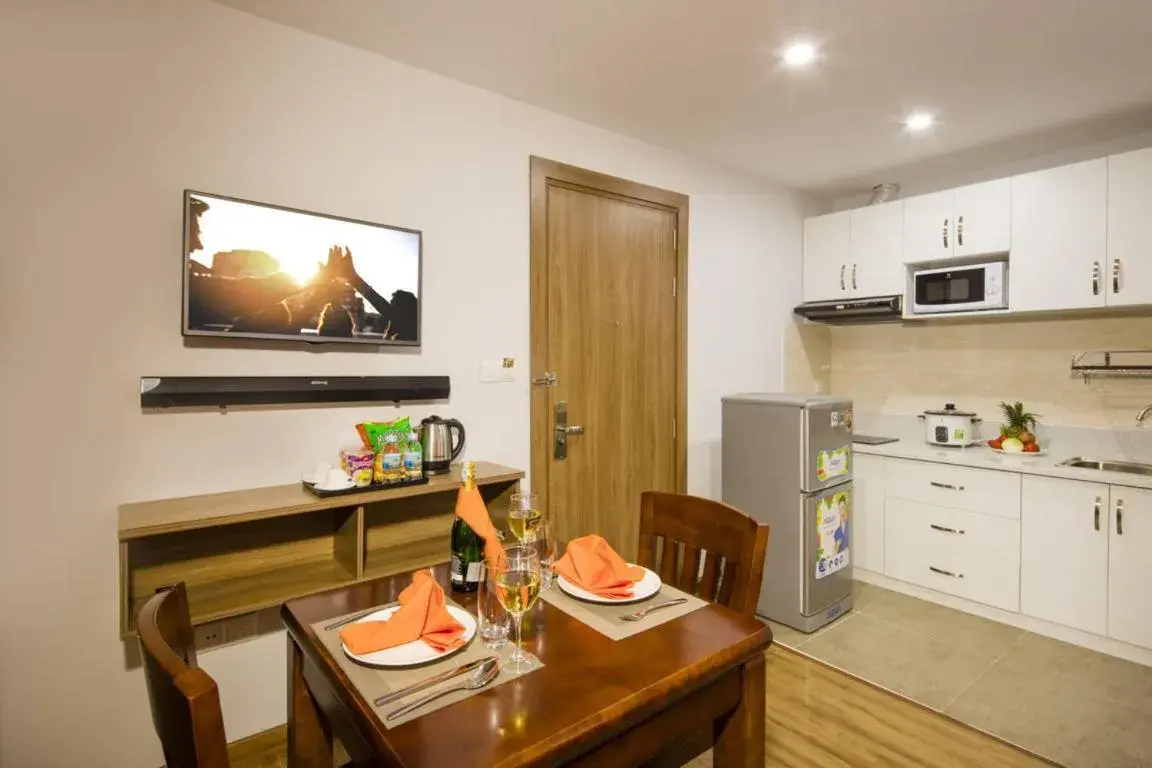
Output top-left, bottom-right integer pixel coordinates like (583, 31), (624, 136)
(637, 491), (769, 616)
(137, 583), (230, 768)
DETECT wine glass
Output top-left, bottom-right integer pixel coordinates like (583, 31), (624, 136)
(492, 543), (542, 674)
(530, 516), (557, 592)
(507, 492), (542, 542)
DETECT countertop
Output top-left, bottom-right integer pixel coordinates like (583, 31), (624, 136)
(852, 414), (1152, 491)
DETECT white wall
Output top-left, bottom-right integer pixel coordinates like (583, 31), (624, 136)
(0, 1), (810, 764)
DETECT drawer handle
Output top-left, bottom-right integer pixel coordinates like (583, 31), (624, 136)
(1117, 498), (1124, 536)
(1094, 497), (1101, 531)
(929, 566), (964, 579)
(929, 481), (965, 491)
(930, 523), (965, 535)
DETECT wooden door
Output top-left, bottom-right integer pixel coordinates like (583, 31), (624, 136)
(530, 158), (685, 560)
(1107, 147), (1152, 307)
(953, 178), (1011, 258)
(1010, 159), (1108, 312)
(1020, 476), (1109, 635)
(849, 201), (904, 298)
(802, 211), (851, 302)
(902, 190), (954, 263)
(1108, 485), (1152, 650)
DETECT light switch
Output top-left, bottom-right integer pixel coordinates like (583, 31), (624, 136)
(480, 358), (516, 383)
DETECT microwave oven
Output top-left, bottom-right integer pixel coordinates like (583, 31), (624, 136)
(910, 261), (1008, 314)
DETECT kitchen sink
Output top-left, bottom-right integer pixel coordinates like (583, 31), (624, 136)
(1058, 457), (1152, 476)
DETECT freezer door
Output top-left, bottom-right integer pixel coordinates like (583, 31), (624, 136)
(803, 483), (854, 616)
(801, 402), (854, 492)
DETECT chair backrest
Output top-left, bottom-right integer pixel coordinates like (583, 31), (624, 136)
(137, 583), (230, 768)
(637, 492), (769, 616)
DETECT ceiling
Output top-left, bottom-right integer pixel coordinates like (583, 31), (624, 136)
(213, 0), (1152, 195)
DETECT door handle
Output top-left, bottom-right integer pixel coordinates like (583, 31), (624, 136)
(1094, 496), (1102, 531)
(1113, 258), (1121, 294)
(929, 481), (965, 491)
(839, 264), (846, 291)
(929, 523), (965, 535)
(943, 218), (949, 249)
(851, 264), (858, 290)
(553, 401), (583, 460)
(532, 372), (557, 387)
(958, 215), (964, 247)
(929, 566), (963, 579)
(1092, 261), (1100, 296)
(1117, 498), (1124, 536)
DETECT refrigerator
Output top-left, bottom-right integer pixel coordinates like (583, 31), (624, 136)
(722, 393), (854, 632)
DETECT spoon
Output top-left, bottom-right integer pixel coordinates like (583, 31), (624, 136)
(385, 657), (501, 721)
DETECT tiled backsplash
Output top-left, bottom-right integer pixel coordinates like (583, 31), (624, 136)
(784, 315), (1152, 429)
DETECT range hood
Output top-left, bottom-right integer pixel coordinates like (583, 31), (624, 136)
(793, 295), (903, 325)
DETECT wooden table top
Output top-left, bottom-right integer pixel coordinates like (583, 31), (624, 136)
(281, 563), (772, 767)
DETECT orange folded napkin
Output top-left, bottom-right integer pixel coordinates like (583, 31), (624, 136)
(454, 479), (504, 567)
(339, 570), (465, 654)
(552, 535), (645, 598)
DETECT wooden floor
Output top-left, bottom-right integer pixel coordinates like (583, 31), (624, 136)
(231, 646), (1056, 768)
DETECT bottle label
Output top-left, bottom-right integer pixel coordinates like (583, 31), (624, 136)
(465, 561), (483, 583)
(450, 554), (464, 584)
(382, 453), (402, 471)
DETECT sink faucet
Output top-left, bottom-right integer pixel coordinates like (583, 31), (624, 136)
(1138, 405), (1152, 426)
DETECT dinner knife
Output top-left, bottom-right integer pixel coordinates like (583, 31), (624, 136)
(373, 655), (500, 707)
(324, 601), (400, 632)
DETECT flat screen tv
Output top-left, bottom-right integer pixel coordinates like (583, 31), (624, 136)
(182, 190), (421, 346)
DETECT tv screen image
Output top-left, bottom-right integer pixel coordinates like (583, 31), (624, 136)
(183, 191), (421, 346)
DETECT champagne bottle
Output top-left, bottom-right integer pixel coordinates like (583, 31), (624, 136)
(450, 462), (484, 592)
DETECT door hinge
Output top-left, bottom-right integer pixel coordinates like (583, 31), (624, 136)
(673, 417), (677, 439)
(672, 277), (677, 298)
(672, 229), (677, 251)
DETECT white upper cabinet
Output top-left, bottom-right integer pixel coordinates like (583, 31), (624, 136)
(802, 211), (851, 302)
(1108, 485), (1152, 651)
(849, 201), (904, 298)
(903, 190), (954, 263)
(954, 179), (1011, 258)
(1020, 477), (1109, 636)
(1107, 147), (1152, 307)
(1010, 159), (1108, 312)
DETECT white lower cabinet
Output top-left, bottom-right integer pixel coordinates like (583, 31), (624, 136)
(884, 497), (1020, 611)
(1108, 485), (1152, 650)
(853, 454), (886, 572)
(1020, 476), (1109, 635)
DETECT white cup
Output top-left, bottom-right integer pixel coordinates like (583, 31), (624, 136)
(319, 467), (350, 490)
(310, 462), (332, 484)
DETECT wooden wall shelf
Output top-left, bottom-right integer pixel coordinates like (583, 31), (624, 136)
(118, 461), (522, 635)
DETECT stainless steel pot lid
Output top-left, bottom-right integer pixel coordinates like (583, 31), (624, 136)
(921, 402), (977, 417)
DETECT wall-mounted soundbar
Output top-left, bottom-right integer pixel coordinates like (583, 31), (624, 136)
(140, 375), (450, 409)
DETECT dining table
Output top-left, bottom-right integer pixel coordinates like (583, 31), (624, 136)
(281, 562), (773, 767)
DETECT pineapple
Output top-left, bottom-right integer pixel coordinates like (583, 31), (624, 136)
(1000, 401), (1040, 442)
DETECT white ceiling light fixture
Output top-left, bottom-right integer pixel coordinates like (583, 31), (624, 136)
(904, 112), (937, 133)
(781, 41), (818, 69)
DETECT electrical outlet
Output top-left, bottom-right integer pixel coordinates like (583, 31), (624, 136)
(193, 621), (227, 650)
(226, 612), (260, 644)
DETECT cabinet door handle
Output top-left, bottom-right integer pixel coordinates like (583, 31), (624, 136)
(943, 218), (949, 249)
(1094, 496), (1102, 531)
(930, 523), (965, 535)
(1117, 498), (1124, 536)
(929, 566), (963, 579)
(958, 215), (964, 247)
(929, 481), (964, 491)
(1092, 261), (1100, 296)
(1113, 258), (1121, 294)
(851, 263), (858, 290)
(840, 264), (846, 291)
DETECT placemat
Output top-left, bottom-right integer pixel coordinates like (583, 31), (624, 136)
(540, 582), (708, 640)
(311, 605), (542, 729)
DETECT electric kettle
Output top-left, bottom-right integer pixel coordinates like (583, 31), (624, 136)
(419, 415), (465, 474)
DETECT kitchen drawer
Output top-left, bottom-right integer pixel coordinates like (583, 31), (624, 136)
(885, 498), (1021, 611)
(885, 458), (1021, 519)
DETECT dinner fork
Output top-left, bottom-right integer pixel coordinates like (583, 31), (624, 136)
(619, 597), (688, 621)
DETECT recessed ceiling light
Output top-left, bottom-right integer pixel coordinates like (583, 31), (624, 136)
(782, 41), (818, 69)
(904, 112), (937, 132)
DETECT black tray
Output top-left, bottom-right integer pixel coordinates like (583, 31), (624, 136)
(302, 475), (430, 498)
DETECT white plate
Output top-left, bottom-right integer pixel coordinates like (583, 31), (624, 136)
(556, 565), (662, 604)
(986, 444), (1050, 455)
(340, 604), (477, 667)
(310, 477), (356, 492)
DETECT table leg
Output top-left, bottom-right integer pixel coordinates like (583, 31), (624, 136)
(287, 634), (335, 767)
(713, 652), (765, 767)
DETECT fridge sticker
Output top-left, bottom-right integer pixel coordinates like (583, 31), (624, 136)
(816, 447), (850, 482)
(815, 491), (851, 580)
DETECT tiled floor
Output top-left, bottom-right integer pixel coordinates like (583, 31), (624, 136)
(768, 582), (1152, 768)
